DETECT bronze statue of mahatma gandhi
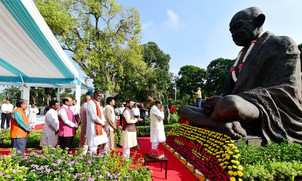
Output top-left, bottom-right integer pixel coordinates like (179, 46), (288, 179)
(181, 7), (302, 144)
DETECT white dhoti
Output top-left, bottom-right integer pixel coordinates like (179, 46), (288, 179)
(120, 131), (137, 157)
(150, 129), (166, 149)
(120, 131), (137, 148)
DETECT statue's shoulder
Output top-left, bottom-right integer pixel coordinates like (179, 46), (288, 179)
(264, 32), (299, 53)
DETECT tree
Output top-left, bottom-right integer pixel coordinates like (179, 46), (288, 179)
(176, 65), (206, 99)
(35, 0), (145, 98)
(140, 42), (171, 101)
(0, 87), (21, 106)
(29, 87), (57, 106)
(114, 42), (171, 103)
(204, 58), (233, 96)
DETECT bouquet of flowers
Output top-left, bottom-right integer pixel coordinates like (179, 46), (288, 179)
(148, 149), (164, 159)
(170, 105), (177, 113)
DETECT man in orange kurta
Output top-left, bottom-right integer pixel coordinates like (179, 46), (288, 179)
(10, 99), (31, 153)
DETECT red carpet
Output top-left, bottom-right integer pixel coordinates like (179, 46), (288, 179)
(136, 137), (197, 181)
(32, 124), (44, 131)
(0, 136), (197, 180)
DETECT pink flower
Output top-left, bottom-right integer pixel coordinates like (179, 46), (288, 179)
(57, 159), (62, 164)
(45, 169), (50, 173)
(230, 66), (235, 72)
(53, 171), (58, 174)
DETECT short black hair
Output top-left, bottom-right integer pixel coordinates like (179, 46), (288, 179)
(62, 97), (69, 104)
(6, 98), (10, 101)
(125, 100), (132, 104)
(94, 89), (103, 95)
(155, 100), (161, 104)
(16, 99), (27, 107)
(106, 97), (114, 105)
(49, 100), (59, 108)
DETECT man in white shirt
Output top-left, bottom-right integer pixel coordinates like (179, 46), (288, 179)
(86, 90), (108, 155)
(40, 100), (60, 147)
(118, 103), (125, 121)
(150, 100), (165, 149)
(1, 98), (14, 129)
(28, 104), (39, 129)
(70, 99), (80, 124)
(131, 103), (140, 119)
(120, 100), (142, 157)
(58, 97), (78, 150)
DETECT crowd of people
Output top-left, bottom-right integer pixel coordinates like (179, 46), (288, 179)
(3, 90), (170, 158)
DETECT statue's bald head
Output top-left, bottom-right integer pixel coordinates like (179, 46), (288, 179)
(229, 7), (265, 48)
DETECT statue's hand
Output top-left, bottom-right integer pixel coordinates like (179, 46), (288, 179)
(202, 96), (222, 116)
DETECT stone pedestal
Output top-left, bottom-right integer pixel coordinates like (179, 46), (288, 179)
(235, 135), (264, 146)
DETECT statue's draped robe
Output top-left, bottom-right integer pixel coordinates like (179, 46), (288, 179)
(223, 31), (302, 144)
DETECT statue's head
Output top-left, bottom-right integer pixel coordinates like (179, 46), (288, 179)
(229, 7), (265, 48)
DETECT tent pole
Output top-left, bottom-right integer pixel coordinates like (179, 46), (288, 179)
(57, 88), (60, 104)
(21, 84), (30, 103)
(75, 84), (81, 109)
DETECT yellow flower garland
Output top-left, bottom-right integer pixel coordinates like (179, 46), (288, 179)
(168, 124), (243, 181)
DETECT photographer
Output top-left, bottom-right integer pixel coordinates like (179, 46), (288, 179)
(192, 87), (202, 108)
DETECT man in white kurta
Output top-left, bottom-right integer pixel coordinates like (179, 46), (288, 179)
(28, 104), (39, 129)
(150, 100), (166, 149)
(104, 97), (118, 150)
(79, 95), (91, 155)
(70, 100), (80, 124)
(120, 100), (142, 157)
(86, 90), (108, 155)
(40, 101), (60, 147)
(131, 103), (140, 119)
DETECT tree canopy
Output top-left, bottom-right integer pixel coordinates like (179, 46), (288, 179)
(176, 65), (206, 99)
(204, 58), (233, 97)
(36, 0), (145, 97)
(116, 42), (171, 102)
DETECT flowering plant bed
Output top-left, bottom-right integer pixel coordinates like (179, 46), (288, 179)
(0, 146), (152, 181)
(166, 124), (243, 181)
(148, 149), (164, 159)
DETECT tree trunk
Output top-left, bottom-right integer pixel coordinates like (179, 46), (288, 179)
(104, 89), (110, 101)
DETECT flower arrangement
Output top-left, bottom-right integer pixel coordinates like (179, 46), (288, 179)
(167, 124), (243, 181)
(170, 105), (177, 113)
(148, 149), (164, 159)
(148, 149), (164, 156)
(0, 146), (152, 180)
(0, 129), (10, 147)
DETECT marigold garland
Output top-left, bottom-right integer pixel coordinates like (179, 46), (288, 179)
(167, 124), (243, 181)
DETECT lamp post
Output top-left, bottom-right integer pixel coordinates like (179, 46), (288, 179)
(173, 85), (177, 101)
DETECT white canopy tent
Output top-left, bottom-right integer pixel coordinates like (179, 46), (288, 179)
(0, 0), (92, 107)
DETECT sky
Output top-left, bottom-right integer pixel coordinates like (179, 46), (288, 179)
(114, 0), (302, 75)
(2, 0), (302, 93)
